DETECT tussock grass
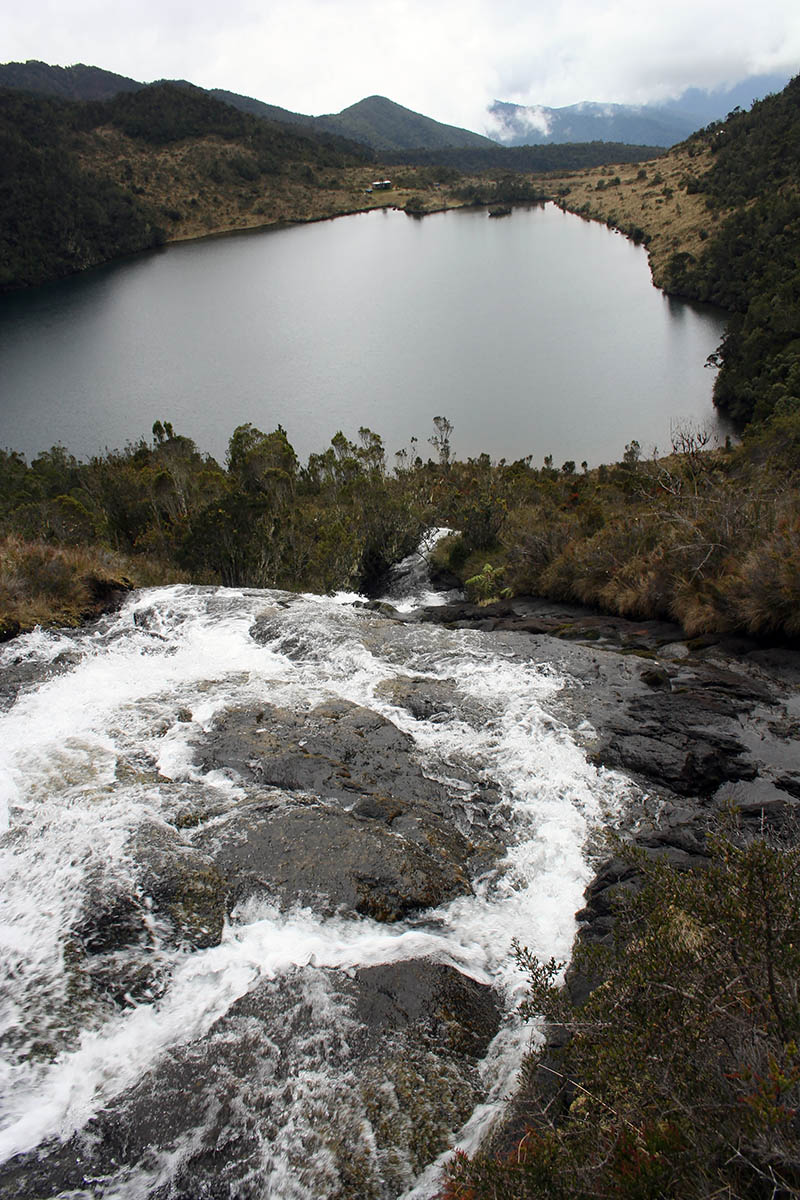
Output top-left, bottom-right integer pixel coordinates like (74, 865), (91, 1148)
(434, 415), (800, 643)
(540, 142), (718, 289)
(0, 535), (185, 636)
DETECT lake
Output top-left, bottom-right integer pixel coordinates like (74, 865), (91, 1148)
(0, 204), (730, 468)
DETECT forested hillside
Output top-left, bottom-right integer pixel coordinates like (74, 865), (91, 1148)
(0, 59), (141, 100)
(663, 75), (800, 424)
(387, 140), (663, 172)
(0, 88), (166, 288)
(0, 82), (371, 290)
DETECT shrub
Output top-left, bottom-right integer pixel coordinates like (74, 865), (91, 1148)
(447, 830), (800, 1199)
(464, 562), (509, 604)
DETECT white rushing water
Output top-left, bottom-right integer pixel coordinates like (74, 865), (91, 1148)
(0, 568), (637, 1198)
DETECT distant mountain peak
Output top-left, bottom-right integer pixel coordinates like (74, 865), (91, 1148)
(487, 74), (793, 148)
(316, 93), (495, 151)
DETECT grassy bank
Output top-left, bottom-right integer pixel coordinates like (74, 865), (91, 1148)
(432, 413), (800, 642)
(538, 142), (715, 290)
(0, 535), (187, 640)
(2, 410), (800, 644)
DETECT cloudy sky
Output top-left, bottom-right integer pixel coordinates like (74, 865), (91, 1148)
(5, 0), (800, 132)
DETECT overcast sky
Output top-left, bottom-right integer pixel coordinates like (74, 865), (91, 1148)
(5, 0), (800, 132)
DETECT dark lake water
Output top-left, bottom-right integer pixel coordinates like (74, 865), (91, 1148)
(0, 204), (730, 468)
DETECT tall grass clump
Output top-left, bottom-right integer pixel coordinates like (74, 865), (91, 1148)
(0, 535), (183, 635)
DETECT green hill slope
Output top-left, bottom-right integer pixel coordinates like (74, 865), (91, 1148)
(0, 83), (371, 291)
(0, 88), (165, 289)
(207, 88), (313, 128)
(663, 75), (800, 424)
(315, 94), (495, 150)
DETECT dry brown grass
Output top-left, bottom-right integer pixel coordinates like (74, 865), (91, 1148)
(0, 536), (187, 636)
(538, 143), (719, 287)
(77, 127), (464, 244)
(484, 434), (800, 642)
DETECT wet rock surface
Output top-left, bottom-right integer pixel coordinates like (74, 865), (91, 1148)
(1, 960), (500, 1200)
(194, 698), (501, 920)
(3, 587), (798, 1197)
(417, 595), (800, 1152)
(416, 595), (800, 836)
(64, 821), (227, 1010)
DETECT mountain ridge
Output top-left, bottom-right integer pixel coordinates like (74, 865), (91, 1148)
(487, 73), (792, 147)
(0, 61), (493, 150)
(2, 59), (790, 152)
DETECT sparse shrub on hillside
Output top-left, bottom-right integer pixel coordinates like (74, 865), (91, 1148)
(3, 412), (800, 640)
(446, 829), (800, 1200)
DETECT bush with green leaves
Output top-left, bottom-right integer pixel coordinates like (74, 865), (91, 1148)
(445, 829), (800, 1199)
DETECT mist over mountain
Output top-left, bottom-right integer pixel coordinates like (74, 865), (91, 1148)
(2, 59), (791, 153)
(487, 72), (792, 147)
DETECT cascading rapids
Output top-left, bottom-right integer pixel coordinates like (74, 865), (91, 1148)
(0, 562), (636, 1198)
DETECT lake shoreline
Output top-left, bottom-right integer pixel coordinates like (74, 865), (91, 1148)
(0, 204), (727, 469)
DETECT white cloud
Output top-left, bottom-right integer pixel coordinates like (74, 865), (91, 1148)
(485, 103), (552, 143)
(3, 0), (800, 132)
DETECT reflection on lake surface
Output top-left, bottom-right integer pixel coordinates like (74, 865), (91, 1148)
(0, 204), (730, 466)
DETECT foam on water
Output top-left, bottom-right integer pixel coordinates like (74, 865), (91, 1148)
(382, 527), (460, 611)
(0, 579), (637, 1193)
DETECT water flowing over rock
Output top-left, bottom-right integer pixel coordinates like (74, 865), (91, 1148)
(193, 698), (493, 922)
(0, 577), (796, 1198)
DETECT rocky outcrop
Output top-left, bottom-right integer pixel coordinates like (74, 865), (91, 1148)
(66, 820), (227, 1008)
(415, 594), (800, 1154)
(415, 595), (800, 829)
(4, 587), (797, 1197)
(0, 959), (500, 1200)
(193, 698), (502, 921)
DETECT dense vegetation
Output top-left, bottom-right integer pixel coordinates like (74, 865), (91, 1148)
(0, 88), (166, 289)
(0, 59), (142, 101)
(664, 75), (800, 425)
(0, 83), (370, 292)
(3, 408), (800, 644)
(445, 830), (800, 1199)
(0, 421), (427, 635)
(386, 140), (665, 173)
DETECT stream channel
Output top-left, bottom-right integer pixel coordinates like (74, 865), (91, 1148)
(0, 538), (640, 1198)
